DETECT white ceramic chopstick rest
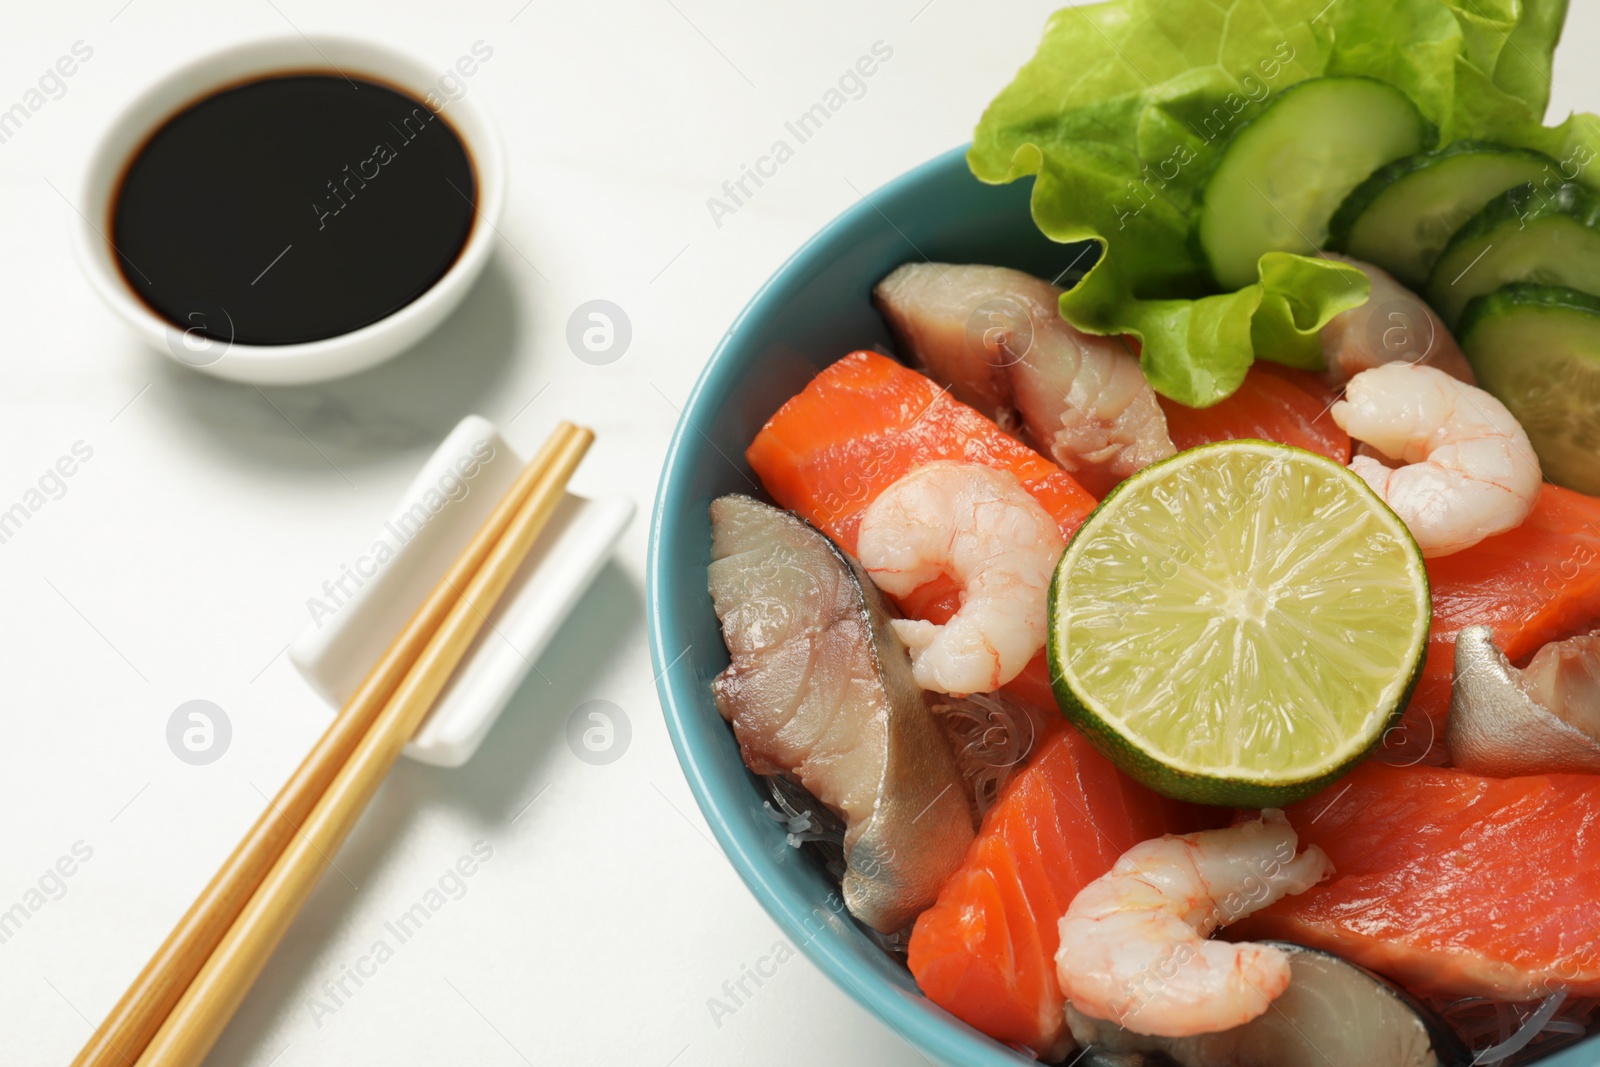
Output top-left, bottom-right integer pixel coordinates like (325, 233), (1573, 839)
(288, 414), (633, 766)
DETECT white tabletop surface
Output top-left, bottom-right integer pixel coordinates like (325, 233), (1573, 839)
(3, 3), (1599, 1065)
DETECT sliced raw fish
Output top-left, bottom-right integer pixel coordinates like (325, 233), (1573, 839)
(1065, 942), (1467, 1067)
(746, 350), (1094, 714)
(871, 262), (1020, 425)
(1521, 627), (1600, 740)
(874, 263), (1173, 496)
(707, 494), (973, 933)
(1397, 482), (1600, 758)
(906, 723), (1223, 1059)
(1319, 254), (1476, 386)
(1231, 762), (1600, 1000)
(746, 350), (1094, 552)
(1448, 625), (1600, 776)
(1159, 362), (1352, 464)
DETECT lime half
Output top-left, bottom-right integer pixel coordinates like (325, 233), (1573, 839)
(1048, 440), (1430, 807)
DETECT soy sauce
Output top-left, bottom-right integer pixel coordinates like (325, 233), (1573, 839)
(111, 74), (475, 346)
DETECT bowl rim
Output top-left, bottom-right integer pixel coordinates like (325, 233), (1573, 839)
(646, 143), (1022, 1067)
(70, 33), (506, 385)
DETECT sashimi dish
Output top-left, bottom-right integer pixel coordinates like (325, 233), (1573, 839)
(702, 2), (1600, 1065)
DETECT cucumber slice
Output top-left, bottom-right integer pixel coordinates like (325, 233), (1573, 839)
(1458, 284), (1600, 495)
(1428, 182), (1600, 326)
(1328, 141), (1556, 288)
(1196, 77), (1434, 291)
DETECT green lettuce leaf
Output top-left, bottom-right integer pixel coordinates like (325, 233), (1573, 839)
(1491, 0), (1568, 115)
(970, 0), (1591, 408)
(1060, 249), (1369, 404)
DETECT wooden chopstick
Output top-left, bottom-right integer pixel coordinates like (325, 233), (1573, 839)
(72, 422), (589, 1067)
(134, 422), (593, 1067)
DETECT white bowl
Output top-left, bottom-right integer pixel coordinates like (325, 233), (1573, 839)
(72, 35), (506, 385)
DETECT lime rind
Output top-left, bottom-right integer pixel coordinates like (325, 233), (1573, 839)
(1048, 440), (1431, 807)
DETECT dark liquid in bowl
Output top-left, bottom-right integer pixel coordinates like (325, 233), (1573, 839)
(111, 74), (475, 346)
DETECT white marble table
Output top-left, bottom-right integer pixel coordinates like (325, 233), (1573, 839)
(2, 2), (1597, 1065)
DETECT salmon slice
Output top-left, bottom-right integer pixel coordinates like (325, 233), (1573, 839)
(1401, 483), (1600, 752)
(1231, 761), (1600, 1000)
(747, 351), (1097, 711)
(1253, 360), (1344, 412)
(1158, 362), (1352, 464)
(907, 725), (1223, 1059)
(747, 350), (1096, 551)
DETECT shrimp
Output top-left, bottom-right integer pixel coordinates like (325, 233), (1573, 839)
(1318, 254), (1476, 386)
(874, 263), (1174, 496)
(1055, 810), (1333, 1038)
(856, 460), (1064, 695)
(1330, 363), (1542, 557)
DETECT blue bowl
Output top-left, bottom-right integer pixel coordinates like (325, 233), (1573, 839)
(645, 145), (1600, 1067)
